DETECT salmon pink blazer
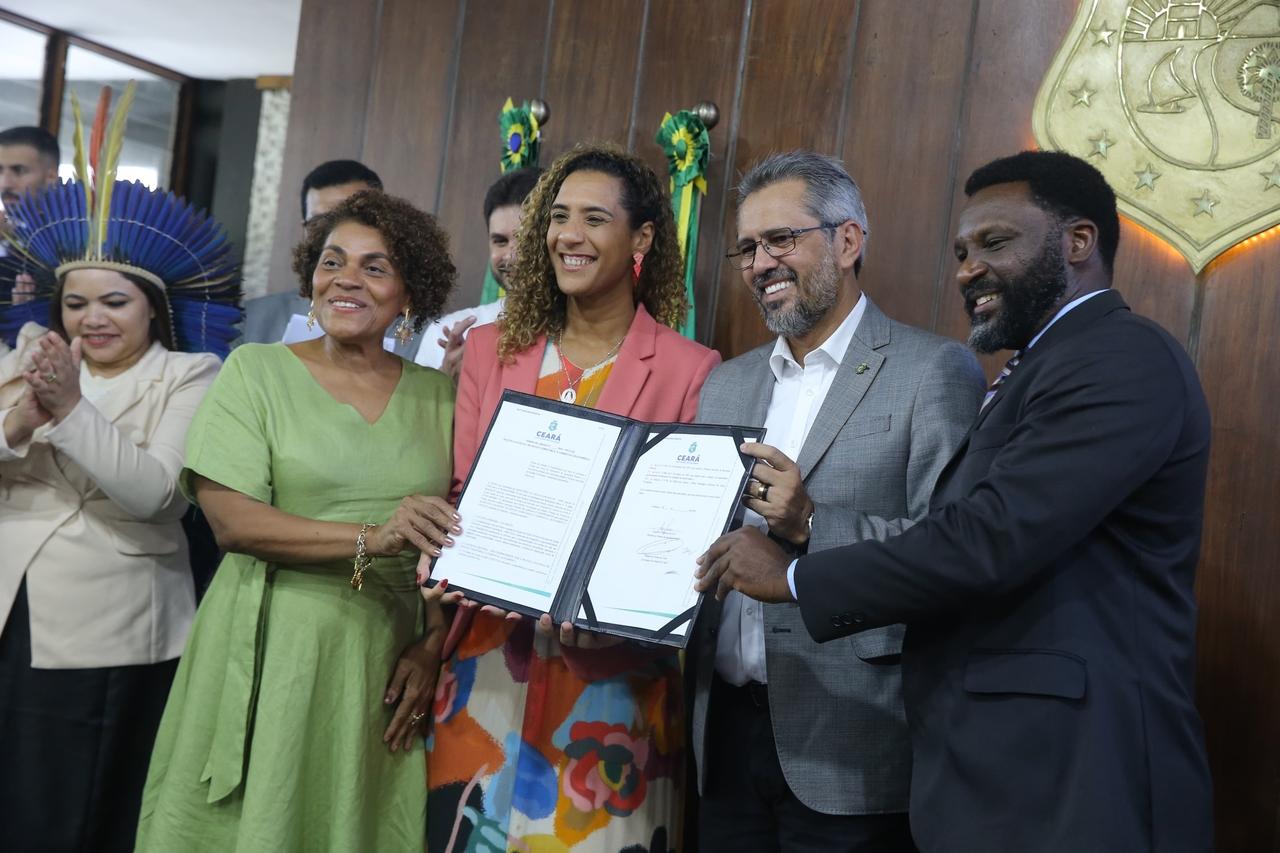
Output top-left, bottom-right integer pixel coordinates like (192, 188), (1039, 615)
(451, 303), (721, 493)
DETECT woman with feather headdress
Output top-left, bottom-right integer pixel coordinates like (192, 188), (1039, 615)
(0, 84), (241, 852)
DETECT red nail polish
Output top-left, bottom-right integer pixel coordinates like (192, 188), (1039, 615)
(440, 579), (449, 590)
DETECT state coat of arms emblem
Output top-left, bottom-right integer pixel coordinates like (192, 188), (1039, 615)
(1034, 0), (1280, 270)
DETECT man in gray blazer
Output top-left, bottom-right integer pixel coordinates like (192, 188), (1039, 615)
(691, 152), (983, 851)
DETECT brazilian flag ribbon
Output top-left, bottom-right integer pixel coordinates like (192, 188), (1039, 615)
(481, 98), (545, 305)
(656, 110), (710, 339)
(499, 97), (541, 173)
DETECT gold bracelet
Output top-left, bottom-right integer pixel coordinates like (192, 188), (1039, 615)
(352, 522), (375, 591)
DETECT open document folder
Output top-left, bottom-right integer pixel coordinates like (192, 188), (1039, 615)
(426, 390), (764, 647)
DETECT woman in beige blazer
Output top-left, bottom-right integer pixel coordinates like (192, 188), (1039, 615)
(0, 86), (241, 853)
(0, 308), (221, 851)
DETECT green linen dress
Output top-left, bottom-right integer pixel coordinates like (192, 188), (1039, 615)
(135, 344), (453, 853)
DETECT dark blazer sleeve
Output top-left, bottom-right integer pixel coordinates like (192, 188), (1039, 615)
(797, 324), (1200, 642)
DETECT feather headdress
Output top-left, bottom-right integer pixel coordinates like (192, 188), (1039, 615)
(0, 83), (242, 357)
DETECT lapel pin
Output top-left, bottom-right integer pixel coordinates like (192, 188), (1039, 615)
(856, 362), (870, 375)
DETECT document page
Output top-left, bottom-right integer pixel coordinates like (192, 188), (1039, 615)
(435, 401), (621, 611)
(580, 431), (750, 637)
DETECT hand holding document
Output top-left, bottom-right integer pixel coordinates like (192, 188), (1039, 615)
(428, 391), (763, 647)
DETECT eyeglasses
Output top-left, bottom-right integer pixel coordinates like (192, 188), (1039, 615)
(725, 222), (845, 270)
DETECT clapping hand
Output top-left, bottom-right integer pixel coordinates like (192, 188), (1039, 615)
(24, 332), (82, 421)
(5, 386), (53, 444)
(438, 316), (477, 381)
(12, 273), (36, 305)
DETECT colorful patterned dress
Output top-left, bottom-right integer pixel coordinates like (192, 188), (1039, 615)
(426, 344), (683, 853)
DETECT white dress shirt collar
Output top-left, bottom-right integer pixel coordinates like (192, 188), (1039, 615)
(768, 293), (867, 381)
(1026, 288), (1108, 351)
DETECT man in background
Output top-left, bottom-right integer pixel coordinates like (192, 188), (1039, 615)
(414, 166), (542, 377)
(0, 126), (60, 229)
(0, 126), (61, 312)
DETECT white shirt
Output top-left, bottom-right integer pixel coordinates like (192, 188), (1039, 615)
(79, 360), (130, 404)
(414, 297), (506, 369)
(785, 288), (1110, 600)
(715, 294), (867, 685)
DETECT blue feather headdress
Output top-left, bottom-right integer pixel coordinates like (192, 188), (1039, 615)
(0, 83), (242, 357)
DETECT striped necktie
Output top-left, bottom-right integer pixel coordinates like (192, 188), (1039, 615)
(980, 352), (1021, 412)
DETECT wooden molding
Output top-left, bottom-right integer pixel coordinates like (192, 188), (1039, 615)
(256, 75), (292, 91)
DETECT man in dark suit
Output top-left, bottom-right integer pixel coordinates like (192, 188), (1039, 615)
(695, 150), (1214, 852)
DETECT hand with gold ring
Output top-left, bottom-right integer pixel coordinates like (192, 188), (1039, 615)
(24, 332), (83, 423)
(739, 442), (815, 547)
(383, 638), (442, 753)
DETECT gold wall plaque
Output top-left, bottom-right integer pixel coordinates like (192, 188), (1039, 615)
(1033, 0), (1280, 271)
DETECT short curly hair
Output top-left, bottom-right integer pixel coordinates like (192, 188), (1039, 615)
(498, 144), (688, 361)
(291, 190), (455, 331)
(965, 150), (1120, 272)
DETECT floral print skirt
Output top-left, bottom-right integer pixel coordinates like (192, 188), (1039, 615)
(426, 614), (683, 852)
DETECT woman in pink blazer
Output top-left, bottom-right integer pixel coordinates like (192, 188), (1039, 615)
(423, 145), (719, 852)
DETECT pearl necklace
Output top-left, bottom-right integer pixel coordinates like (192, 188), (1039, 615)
(554, 334), (625, 404)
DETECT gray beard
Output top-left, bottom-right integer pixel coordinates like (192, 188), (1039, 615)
(757, 251), (842, 339)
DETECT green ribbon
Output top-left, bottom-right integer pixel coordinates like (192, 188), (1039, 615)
(656, 110), (710, 339)
(483, 97), (545, 304)
(499, 97), (541, 175)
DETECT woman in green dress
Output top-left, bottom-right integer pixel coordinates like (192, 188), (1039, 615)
(136, 191), (459, 852)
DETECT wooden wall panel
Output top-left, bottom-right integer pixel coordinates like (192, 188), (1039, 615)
(432, 0), (551, 312)
(540, 0), (646, 159)
(711, 0), (861, 357)
(361, 0), (463, 214)
(839, 0), (976, 332)
(266, 0), (382, 293)
(933, 0), (1079, 371)
(1191, 238), (1280, 853)
(631, 0), (747, 342)
(1109, 219), (1196, 348)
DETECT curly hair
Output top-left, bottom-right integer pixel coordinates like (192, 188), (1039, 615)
(498, 144), (688, 361)
(290, 190), (455, 331)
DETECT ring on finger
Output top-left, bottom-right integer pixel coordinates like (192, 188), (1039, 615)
(409, 711), (426, 725)
(759, 483), (770, 501)
(43, 371), (57, 383)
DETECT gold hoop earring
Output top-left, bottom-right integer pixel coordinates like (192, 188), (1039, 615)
(395, 306), (413, 346)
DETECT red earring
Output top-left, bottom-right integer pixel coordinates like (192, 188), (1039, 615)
(632, 252), (644, 285)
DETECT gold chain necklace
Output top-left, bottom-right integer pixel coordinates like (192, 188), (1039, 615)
(554, 334), (625, 404)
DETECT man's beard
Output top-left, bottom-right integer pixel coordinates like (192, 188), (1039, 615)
(965, 234), (1068, 354)
(753, 249), (842, 339)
